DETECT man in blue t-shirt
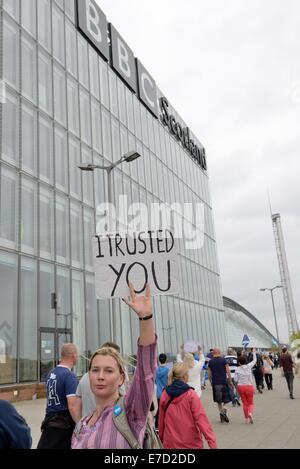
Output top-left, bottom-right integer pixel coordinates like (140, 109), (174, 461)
(37, 343), (78, 449)
(208, 348), (233, 423)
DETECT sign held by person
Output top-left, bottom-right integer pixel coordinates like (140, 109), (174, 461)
(92, 229), (178, 299)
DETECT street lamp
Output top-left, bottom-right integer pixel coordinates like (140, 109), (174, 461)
(78, 151), (141, 342)
(259, 285), (282, 346)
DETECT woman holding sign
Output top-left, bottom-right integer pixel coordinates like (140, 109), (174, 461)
(71, 283), (157, 449)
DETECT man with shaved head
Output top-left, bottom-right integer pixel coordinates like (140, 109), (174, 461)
(208, 348), (233, 423)
(37, 343), (79, 449)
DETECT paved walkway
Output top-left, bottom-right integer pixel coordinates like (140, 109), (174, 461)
(14, 369), (300, 449)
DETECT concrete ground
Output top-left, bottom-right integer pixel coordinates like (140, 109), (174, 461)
(14, 369), (300, 449)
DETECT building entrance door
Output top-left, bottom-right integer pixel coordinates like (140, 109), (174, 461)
(39, 329), (72, 382)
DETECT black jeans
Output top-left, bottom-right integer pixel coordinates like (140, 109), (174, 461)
(264, 373), (273, 390)
(253, 368), (264, 389)
(284, 371), (294, 396)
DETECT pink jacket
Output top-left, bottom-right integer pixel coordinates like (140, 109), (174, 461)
(158, 388), (217, 449)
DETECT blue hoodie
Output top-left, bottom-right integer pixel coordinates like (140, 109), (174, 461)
(0, 400), (32, 449)
(165, 380), (191, 398)
(155, 365), (169, 399)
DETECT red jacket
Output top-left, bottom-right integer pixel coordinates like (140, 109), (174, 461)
(158, 388), (217, 449)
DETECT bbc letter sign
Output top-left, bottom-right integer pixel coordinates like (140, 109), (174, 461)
(92, 230), (179, 299)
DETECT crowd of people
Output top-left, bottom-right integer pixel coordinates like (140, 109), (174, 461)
(1, 285), (300, 449)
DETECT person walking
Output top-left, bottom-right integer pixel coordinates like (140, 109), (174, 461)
(248, 348), (264, 393)
(235, 348), (257, 424)
(225, 348), (240, 407)
(295, 351), (300, 379)
(0, 400), (32, 449)
(279, 346), (295, 399)
(208, 348), (233, 423)
(71, 283), (157, 449)
(37, 343), (79, 449)
(158, 363), (217, 449)
(262, 354), (274, 390)
(155, 353), (169, 429)
(183, 351), (205, 398)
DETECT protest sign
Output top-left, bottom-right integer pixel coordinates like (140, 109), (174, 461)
(184, 340), (198, 353)
(92, 229), (179, 299)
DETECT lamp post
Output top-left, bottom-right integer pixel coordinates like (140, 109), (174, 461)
(259, 285), (282, 346)
(79, 151), (141, 342)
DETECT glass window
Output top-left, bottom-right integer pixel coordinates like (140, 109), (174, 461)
(39, 114), (53, 184)
(93, 154), (106, 217)
(3, 0), (20, 21)
(101, 107), (112, 161)
(56, 267), (71, 329)
(85, 275), (98, 354)
(99, 59), (109, 109)
(133, 97), (142, 141)
(72, 271), (86, 375)
(140, 106), (149, 148)
(0, 167), (19, 249)
(39, 262), (55, 328)
(108, 69), (118, 118)
(89, 47), (100, 99)
(56, 194), (70, 264)
(67, 77), (79, 136)
(53, 64), (67, 126)
(3, 16), (19, 90)
(147, 114), (155, 153)
(22, 102), (37, 175)
(91, 99), (102, 154)
(0, 251), (18, 384)
(80, 88), (91, 145)
(136, 140), (145, 187)
(69, 136), (81, 199)
(38, 49), (53, 115)
(65, 0), (75, 21)
(54, 125), (69, 192)
(120, 125), (129, 176)
(21, 0), (36, 37)
(70, 202), (83, 268)
(117, 80), (127, 126)
(143, 147), (152, 193)
(111, 117), (120, 163)
(1, 91), (19, 166)
(66, 20), (77, 77)
(84, 208), (95, 271)
(54, 0), (64, 10)
(78, 35), (89, 89)
(21, 176), (37, 254)
(125, 87), (135, 134)
(82, 146), (94, 206)
(22, 34), (37, 103)
(20, 257), (37, 382)
(52, 5), (65, 65)
(39, 186), (54, 260)
(38, 0), (51, 52)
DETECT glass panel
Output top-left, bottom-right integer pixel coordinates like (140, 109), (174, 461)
(117, 80), (126, 126)
(1, 91), (19, 165)
(0, 166), (19, 249)
(38, 49), (53, 115)
(3, 15), (20, 90)
(56, 194), (70, 264)
(3, 0), (20, 21)
(0, 251), (18, 384)
(39, 115), (54, 183)
(66, 20), (78, 77)
(20, 176), (37, 254)
(21, 33), (37, 103)
(91, 99), (102, 154)
(101, 107), (112, 161)
(111, 117), (120, 163)
(78, 35), (89, 89)
(98, 299), (111, 345)
(99, 59), (109, 109)
(21, 102), (37, 175)
(108, 69), (118, 118)
(21, 0), (36, 37)
(53, 64), (67, 126)
(89, 47), (100, 99)
(125, 87), (135, 134)
(72, 271), (86, 376)
(67, 77), (80, 136)
(39, 262), (55, 328)
(20, 257), (37, 381)
(70, 201), (83, 268)
(40, 331), (55, 382)
(65, 0), (75, 21)
(133, 97), (142, 141)
(54, 125), (68, 192)
(39, 186), (54, 260)
(52, 5), (65, 65)
(84, 208), (95, 271)
(38, 0), (51, 52)
(82, 146), (94, 206)
(85, 275), (99, 355)
(69, 136), (81, 199)
(80, 88), (91, 145)
(57, 267), (71, 329)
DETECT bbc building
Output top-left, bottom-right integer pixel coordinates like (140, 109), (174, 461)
(0, 0), (226, 393)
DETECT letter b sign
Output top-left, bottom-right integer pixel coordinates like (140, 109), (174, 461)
(76, 0), (109, 61)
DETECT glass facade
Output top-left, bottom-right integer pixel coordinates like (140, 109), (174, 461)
(0, 0), (226, 385)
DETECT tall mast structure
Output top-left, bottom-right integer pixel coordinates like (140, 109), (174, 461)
(271, 213), (299, 338)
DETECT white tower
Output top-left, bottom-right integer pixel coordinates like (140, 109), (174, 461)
(271, 213), (299, 338)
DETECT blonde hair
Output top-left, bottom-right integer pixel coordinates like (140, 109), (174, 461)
(89, 347), (126, 380)
(168, 362), (189, 386)
(183, 353), (195, 368)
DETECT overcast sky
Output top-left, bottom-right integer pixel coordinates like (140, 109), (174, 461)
(98, 0), (300, 342)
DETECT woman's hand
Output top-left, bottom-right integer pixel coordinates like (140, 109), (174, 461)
(122, 282), (152, 318)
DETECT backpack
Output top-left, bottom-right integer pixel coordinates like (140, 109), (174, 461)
(112, 396), (163, 449)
